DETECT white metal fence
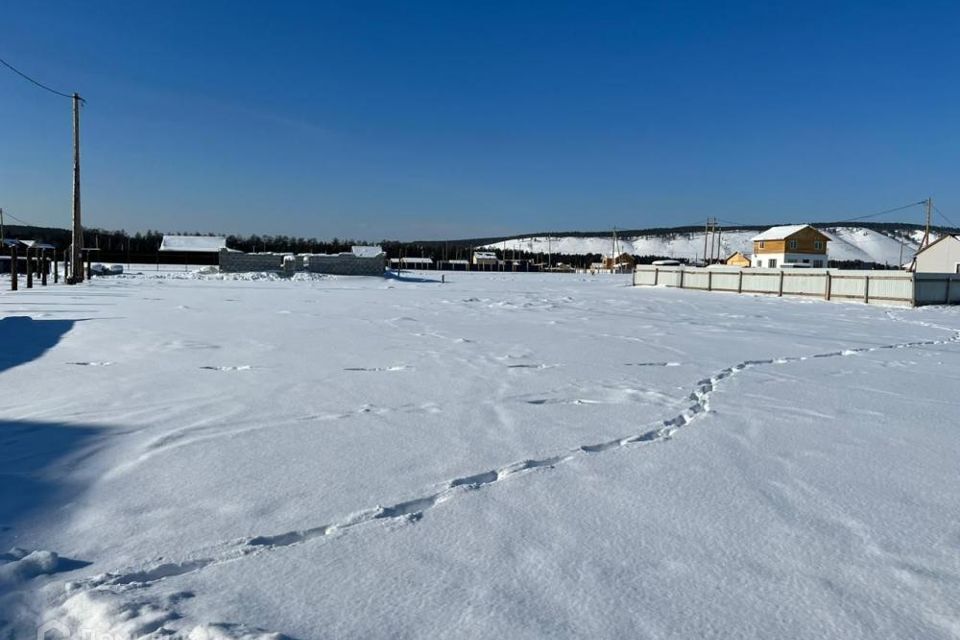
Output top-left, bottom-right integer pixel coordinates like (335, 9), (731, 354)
(633, 266), (960, 307)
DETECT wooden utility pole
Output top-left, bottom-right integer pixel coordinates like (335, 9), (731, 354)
(0, 207), (4, 243)
(919, 197), (933, 250)
(703, 220), (709, 266)
(71, 93), (83, 283)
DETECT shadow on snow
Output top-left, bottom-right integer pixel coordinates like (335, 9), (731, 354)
(0, 316), (78, 375)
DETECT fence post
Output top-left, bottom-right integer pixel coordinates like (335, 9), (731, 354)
(863, 275), (870, 304)
(41, 253), (48, 286)
(653, 267), (659, 285)
(945, 276), (952, 305)
(26, 248), (33, 289)
(737, 270), (743, 294)
(778, 270), (784, 296)
(679, 267), (685, 289)
(10, 246), (17, 291)
(54, 251), (59, 283)
(707, 269), (713, 291)
(824, 271), (831, 301)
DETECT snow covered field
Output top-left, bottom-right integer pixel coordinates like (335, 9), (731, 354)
(2, 271), (959, 639)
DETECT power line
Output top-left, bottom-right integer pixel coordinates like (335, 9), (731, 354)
(716, 201), (925, 229)
(933, 204), (958, 229)
(0, 54), (82, 102)
(833, 201), (926, 223)
(3, 210), (38, 227)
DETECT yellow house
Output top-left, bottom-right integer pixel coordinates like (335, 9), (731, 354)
(725, 251), (751, 268)
(751, 225), (830, 268)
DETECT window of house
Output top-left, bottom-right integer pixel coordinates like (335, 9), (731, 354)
(759, 241), (765, 249)
(789, 239), (798, 250)
(814, 260), (824, 268)
(768, 258), (777, 268)
(814, 240), (823, 250)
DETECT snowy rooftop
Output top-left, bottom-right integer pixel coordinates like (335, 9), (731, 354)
(351, 245), (384, 258)
(159, 235), (227, 252)
(750, 225), (824, 242)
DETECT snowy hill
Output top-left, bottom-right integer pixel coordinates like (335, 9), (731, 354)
(481, 226), (928, 265)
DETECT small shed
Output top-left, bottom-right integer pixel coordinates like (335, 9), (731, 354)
(725, 251), (751, 268)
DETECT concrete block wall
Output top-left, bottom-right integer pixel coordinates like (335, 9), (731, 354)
(303, 253), (385, 276)
(219, 250), (286, 273)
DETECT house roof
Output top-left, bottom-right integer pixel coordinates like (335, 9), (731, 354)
(751, 225), (828, 242)
(159, 235), (227, 252)
(914, 234), (960, 256)
(351, 245), (384, 258)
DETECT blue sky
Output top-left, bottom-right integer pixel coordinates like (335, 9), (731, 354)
(1, 1), (958, 240)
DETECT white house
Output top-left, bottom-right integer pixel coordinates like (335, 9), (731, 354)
(912, 234), (960, 273)
(750, 225), (830, 268)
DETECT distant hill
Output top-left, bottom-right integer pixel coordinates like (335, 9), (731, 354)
(476, 222), (958, 266)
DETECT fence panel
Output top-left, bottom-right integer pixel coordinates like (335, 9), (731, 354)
(634, 266), (919, 306)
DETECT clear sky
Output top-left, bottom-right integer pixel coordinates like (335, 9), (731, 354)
(1, 1), (958, 240)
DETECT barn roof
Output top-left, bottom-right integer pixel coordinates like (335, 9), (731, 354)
(751, 225), (828, 242)
(159, 235), (227, 252)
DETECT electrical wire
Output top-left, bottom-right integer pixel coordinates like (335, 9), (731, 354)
(3, 211), (38, 227)
(832, 201), (926, 223)
(717, 201), (925, 229)
(933, 204), (959, 229)
(0, 55), (82, 102)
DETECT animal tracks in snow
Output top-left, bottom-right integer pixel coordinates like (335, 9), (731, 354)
(69, 325), (960, 597)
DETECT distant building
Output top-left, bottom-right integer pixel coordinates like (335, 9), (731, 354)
(472, 251), (499, 267)
(351, 245), (384, 258)
(603, 252), (636, 272)
(751, 225), (829, 268)
(159, 235), (227, 253)
(389, 257), (434, 269)
(725, 251), (751, 268)
(912, 234), (960, 273)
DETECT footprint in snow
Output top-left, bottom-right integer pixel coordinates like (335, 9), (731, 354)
(69, 361), (113, 367)
(200, 365), (252, 371)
